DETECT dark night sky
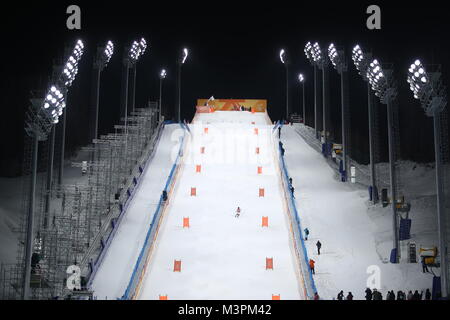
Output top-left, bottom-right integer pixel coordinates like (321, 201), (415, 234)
(1, 1), (449, 176)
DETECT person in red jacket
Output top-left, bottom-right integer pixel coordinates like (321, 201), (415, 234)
(309, 259), (315, 275)
(314, 292), (320, 300)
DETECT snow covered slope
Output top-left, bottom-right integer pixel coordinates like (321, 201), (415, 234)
(91, 124), (182, 299)
(282, 124), (437, 300)
(138, 111), (305, 300)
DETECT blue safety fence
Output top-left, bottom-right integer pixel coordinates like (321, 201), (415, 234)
(120, 124), (188, 300)
(86, 122), (166, 289)
(276, 123), (318, 299)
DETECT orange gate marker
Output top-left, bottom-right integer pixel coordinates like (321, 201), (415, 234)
(259, 188), (265, 197)
(183, 217), (190, 228)
(200, 147), (205, 154)
(266, 258), (274, 270)
(254, 128), (259, 135)
(159, 295), (168, 300)
(257, 166), (263, 175)
(272, 294), (281, 300)
(256, 147), (260, 155)
(196, 165), (202, 173)
(204, 128), (209, 134)
(174, 260), (182, 272)
(262, 217), (269, 227)
(191, 188), (197, 196)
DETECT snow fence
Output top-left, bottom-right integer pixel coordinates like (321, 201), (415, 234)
(120, 124), (188, 300)
(275, 123), (318, 300)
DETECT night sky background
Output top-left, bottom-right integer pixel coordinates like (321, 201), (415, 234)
(1, 1), (449, 177)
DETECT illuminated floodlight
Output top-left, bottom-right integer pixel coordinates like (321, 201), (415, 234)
(280, 49), (286, 64)
(181, 48), (189, 65)
(298, 73), (304, 83)
(407, 59), (447, 115)
(328, 43), (346, 73)
(304, 42), (314, 64)
(102, 40), (114, 65)
(160, 69), (167, 79)
(366, 58), (396, 103)
(61, 39), (85, 88)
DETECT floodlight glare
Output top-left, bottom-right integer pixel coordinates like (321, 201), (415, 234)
(181, 48), (189, 65)
(280, 49), (286, 64)
(160, 69), (167, 79)
(298, 73), (304, 83)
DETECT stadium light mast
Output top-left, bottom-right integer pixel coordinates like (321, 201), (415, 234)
(298, 73), (306, 124)
(308, 42), (330, 156)
(304, 42), (320, 139)
(159, 69), (167, 122)
(57, 40), (85, 187)
(130, 38), (147, 114)
(366, 57), (400, 263)
(121, 38), (147, 138)
(280, 49), (290, 120)
(328, 43), (349, 182)
(352, 44), (379, 203)
(177, 48), (189, 123)
(24, 81), (67, 299)
(91, 41), (114, 140)
(407, 59), (448, 297)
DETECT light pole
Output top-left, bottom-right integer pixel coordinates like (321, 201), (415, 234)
(307, 42), (330, 156)
(304, 42), (320, 139)
(57, 40), (85, 187)
(407, 59), (448, 298)
(328, 43), (349, 182)
(367, 58), (399, 263)
(92, 41), (114, 141)
(352, 45), (379, 203)
(159, 69), (167, 123)
(131, 38), (147, 114)
(177, 48), (189, 123)
(24, 82), (67, 299)
(280, 49), (290, 120)
(298, 74), (305, 124)
(120, 39), (147, 177)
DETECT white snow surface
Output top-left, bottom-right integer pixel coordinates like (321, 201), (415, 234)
(138, 111), (305, 300)
(91, 124), (181, 300)
(282, 124), (437, 300)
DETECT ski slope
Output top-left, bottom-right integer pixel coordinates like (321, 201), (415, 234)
(138, 111), (305, 300)
(91, 124), (182, 300)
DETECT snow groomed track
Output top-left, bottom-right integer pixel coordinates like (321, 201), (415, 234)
(132, 111), (307, 300)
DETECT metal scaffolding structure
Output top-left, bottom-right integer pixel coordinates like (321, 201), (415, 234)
(1, 104), (161, 300)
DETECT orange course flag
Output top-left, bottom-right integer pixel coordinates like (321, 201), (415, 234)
(266, 258), (274, 270)
(259, 188), (265, 197)
(272, 294), (281, 300)
(262, 217), (269, 227)
(159, 295), (168, 300)
(174, 260), (182, 272)
(191, 188), (197, 197)
(196, 165), (202, 173)
(183, 217), (190, 228)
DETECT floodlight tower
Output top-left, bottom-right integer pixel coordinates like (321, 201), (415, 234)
(352, 44), (379, 203)
(298, 73), (306, 124)
(304, 42), (320, 138)
(159, 69), (167, 122)
(24, 82), (66, 299)
(91, 41), (114, 140)
(121, 38), (147, 138)
(407, 59), (448, 297)
(328, 43), (349, 182)
(311, 42), (330, 155)
(366, 58), (400, 263)
(280, 49), (290, 120)
(130, 38), (148, 114)
(177, 48), (189, 123)
(57, 40), (85, 187)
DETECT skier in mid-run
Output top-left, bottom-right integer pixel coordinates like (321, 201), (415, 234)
(235, 207), (241, 218)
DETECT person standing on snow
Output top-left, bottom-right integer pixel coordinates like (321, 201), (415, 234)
(337, 291), (344, 300)
(235, 207), (241, 218)
(407, 290), (413, 300)
(421, 257), (429, 273)
(316, 240), (322, 255)
(278, 126), (282, 139)
(365, 288), (372, 300)
(304, 228), (310, 240)
(309, 259), (315, 275)
(346, 292), (353, 300)
(425, 289), (431, 300)
(313, 292), (320, 300)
